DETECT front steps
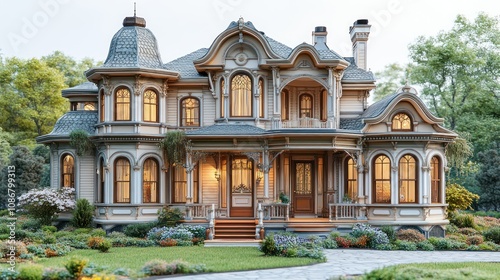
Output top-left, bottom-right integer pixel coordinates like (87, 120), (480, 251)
(214, 219), (257, 239)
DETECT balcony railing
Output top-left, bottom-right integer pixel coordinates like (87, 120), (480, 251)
(184, 204), (213, 220)
(262, 203), (289, 220)
(272, 118), (332, 129)
(329, 203), (359, 221)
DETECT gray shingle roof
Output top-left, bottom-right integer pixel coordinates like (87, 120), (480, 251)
(361, 92), (400, 119)
(48, 111), (98, 135)
(263, 35), (293, 58)
(339, 118), (365, 130)
(62, 82), (98, 93)
(103, 26), (163, 68)
(342, 57), (375, 81)
(163, 48), (208, 78)
(317, 49), (344, 60)
(186, 123), (266, 136)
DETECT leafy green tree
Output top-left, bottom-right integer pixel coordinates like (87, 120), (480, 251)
(0, 128), (12, 168)
(42, 51), (100, 88)
(445, 183), (480, 213)
(476, 148), (500, 211)
(408, 13), (500, 136)
(374, 63), (408, 101)
(0, 58), (67, 137)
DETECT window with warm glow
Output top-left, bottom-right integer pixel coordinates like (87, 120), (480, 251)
(143, 90), (158, 122)
(299, 94), (313, 118)
(373, 155), (391, 203)
(392, 113), (412, 131)
(115, 88), (131, 121)
(143, 158), (159, 203)
(231, 158), (253, 193)
(430, 156), (441, 203)
(399, 155), (417, 203)
(230, 74), (252, 117)
(181, 97), (200, 126)
(61, 154), (74, 188)
(172, 165), (198, 203)
(345, 157), (357, 201)
(114, 158), (130, 203)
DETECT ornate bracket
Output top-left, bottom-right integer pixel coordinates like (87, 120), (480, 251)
(102, 75), (112, 96)
(134, 74), (142, 96)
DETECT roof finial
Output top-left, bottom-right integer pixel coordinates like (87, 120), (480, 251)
(134, 2), (136, 17)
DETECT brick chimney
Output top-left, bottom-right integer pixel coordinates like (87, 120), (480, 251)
(312, 26), (329, 51)
(349, 19), (371, 70)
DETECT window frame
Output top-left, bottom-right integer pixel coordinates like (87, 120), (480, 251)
(430, 156), (442, 204)
(143, 158), (159, 203)
(114, 88), (131, 121)
(299, 93), (313, 118)
(100, 90), (105, 122)
(143, 89), (158, 123)
(398, 154), (418, 204)
(97, 158), (105, 203)
(281, 89), (289, 120)
(344, 157), (358, 202)
(180, 97), (200, 127)
(61, 154), (74, 188)
(392, 112), (413, 131)
(172, 164), (199, 203)
(372, 154), (391, 204)
(230, 74), (253, 117)
(114, 157), (131, 203)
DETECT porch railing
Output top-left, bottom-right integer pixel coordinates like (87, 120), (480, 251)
(272, 118), (332, 129)
(262, 203), (289, 221)
(329, 203), (358, 221)
(185, 204), (212, 220)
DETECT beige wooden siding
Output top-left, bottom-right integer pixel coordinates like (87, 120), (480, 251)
(79, 156), (95, 203)
(200, 157), (219, 206)
(166, 94), (178, 127)
(203, 94), (216, 126)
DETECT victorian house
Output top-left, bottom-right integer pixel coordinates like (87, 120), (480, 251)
(37, 15), (456, 238)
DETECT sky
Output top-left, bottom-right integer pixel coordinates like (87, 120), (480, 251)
(0, 0), (498, 73)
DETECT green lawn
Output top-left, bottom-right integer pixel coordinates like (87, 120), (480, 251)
(360, 262), (500, 280)
(15, 246), (320, 273)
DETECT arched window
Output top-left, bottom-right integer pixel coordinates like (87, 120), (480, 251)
(220, 79), (225, 118)
(114, 158), (130, 203)
(143, 158), (159, 203)
(143, 90), (158, 122)
(430, 156), (441, 203)
(172, 165), (198, 203)
(281, 89), (289, 120)
(345, 157), (357, 202)
(98, 158), (105, 203)
(373, 155), (391, 203)
(299, 94), (313, 118)
(399, 155), (418, 203)
(181, 97), (200, 127)
(61, 154), (74, 188)
(392, 113), (412, 131)
(259, 78), (265, 118)
(115, 88), (131, 121)
(230, 74), (252, 117)
(100, 91), (105, 122)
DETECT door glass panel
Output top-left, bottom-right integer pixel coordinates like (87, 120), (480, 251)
(231, 158), (253, 193)
(296, 162), (312, 195)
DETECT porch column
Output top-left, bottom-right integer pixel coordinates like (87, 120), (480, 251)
(272, 67), (280, 115)
(132, 165), (141, 204)
(327, 67), (336, 129)
(104, 165), (111, 204)
(223, 75), (229, 120)
(391, 164), (398, 204)
(186, 154), (193, 203)
(357, 165), (364, 204)
(263, 150), (270, 199)
(334, 71), (344, 129)
(421, 165), (430, 204)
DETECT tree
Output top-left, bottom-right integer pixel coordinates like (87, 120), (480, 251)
(476, 149), (500, 211)
(373, 63), (408, 101)
(0, 57), (67, 138)
(408, 13), (500, 136)
(0, 146), (44, 208)
(42, 51), (100, 88)
(0, 128), (12, 168)
(445, 183), (479, 213)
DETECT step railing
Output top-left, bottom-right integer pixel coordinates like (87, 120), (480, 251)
(207, 204), (215, 240)
(329, 203), (358, 221)
(185, 204), (212, 220)
(262, 202), (289, 221)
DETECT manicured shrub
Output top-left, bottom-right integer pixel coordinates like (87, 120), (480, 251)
(395, 240), (417, 251)
(90, 228), (106, 237)
(0, 269), (19, 280)
(87, 236), (105, 249)
(466, 235), (484, 245)
(416, 240), (435, 251)
(96, 239), (112, 253)
(159, 238), (178, 247)
(147, 226), (196, 246)
(335, 236), (352, 248)
(466, 245), (481, 251)
(396, 228), (425, 243)
(110, 237), (156, 247)
(451, 213), (476, 228)
(428, 237), (466, 250)
(329, 231), (341, 239)
(445, 183), (479, 213)
(380, 225), (396, 242)
(354, 235), (369, 248)
(375, 243), (396, 250)
(64, 257), (88, 279)
(483, 226), (500, 244)
(478, 243), (494, 251)
(26, 244), (72, 258)
(18, 187), (75, 225)
(259, 232), (325, 260)
(350, 223), (390, 248)
(458, 227), (479, 236)
(445, 224), (459, 234)
(321, 238), (338, 249)
(1, 240), (27, 257)
(124, 222), (156, 238)
(141, 259), (208, 276)
(19, 265), (43, 280)
(20, 219), (42, 232)
(80, 262), (107, 277)
(108, 231), (126, 238)
(157, 206), (184, 227)
(483, 241), (500, 251)
(42, 234), (57, 244)
(179, 225), (206, 240)
(42, 267), (72, 280)
(71, 199), (94, 228)
(41, 225), (57, 233)
(74, 228), (92, 235)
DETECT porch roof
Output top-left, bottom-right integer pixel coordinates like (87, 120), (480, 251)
(186, 123), (266, 136)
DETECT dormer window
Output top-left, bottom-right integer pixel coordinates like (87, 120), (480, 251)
(392, 113), (412, 131)
(115, 88), (131, 121)
(230, 74), (252, 117)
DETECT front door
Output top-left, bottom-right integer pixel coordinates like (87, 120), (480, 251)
(229, 158), (254, 217)
(293, 161), (314, 214)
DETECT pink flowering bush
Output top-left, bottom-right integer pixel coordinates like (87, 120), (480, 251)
(18, 188), (75, 225)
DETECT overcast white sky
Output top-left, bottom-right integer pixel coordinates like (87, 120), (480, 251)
(0, 0), (498, 73)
